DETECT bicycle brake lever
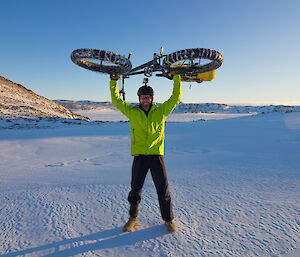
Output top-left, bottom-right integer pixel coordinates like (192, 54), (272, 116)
(156, 74), (173, 80)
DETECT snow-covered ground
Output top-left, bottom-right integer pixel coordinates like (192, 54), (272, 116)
(0, 111), (299, 257)
(73, 108), (256, 122)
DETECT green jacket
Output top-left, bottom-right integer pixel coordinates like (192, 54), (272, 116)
(110, 75), (181, 155)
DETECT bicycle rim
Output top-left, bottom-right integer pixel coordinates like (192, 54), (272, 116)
(71, 49), (132, 74)
(162, 48), (223, 74)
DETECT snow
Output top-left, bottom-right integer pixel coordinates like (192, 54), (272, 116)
(0, 111), (299, 256)
(72, 108), (256, 122)
(54, 100), (300, 116)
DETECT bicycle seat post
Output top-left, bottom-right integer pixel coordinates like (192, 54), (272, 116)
(120, 76), (125, 101)
(160, 47), (164, 56)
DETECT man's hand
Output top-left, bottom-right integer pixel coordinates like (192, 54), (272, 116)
(110, 73), (120, 81)
(173, 74), (181, 84)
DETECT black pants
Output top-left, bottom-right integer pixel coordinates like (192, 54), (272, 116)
(127, 155), (174, 222)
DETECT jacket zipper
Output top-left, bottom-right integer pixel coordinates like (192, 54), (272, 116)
(133, 128), (135, 144)
(146, 113), (150, 153)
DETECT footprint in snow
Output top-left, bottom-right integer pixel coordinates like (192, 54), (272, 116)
(46, 162), (65, 167)
(46, 157), (103, 167)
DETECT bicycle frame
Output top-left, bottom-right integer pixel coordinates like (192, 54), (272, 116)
(124, 53), (164, 77)
(119, 50), (203, 100)
(119, 51), (165, 100)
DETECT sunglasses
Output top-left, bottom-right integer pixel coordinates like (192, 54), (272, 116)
(140, 95), (152, 100)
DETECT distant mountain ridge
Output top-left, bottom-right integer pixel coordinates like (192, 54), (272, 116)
(55, 99), (300, 114)
(0, 76), (89, 120)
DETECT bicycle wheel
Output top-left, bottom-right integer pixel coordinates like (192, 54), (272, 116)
(71, 49), (132, 74)
(162, 48), (223, 74)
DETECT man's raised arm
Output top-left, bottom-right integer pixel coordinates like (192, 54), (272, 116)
(160, 74), (181, 116)
(110, 78), (132, 118)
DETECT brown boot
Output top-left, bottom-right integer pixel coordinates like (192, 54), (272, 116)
(165, 220), (176, 232)
(123, 217), (139, 232)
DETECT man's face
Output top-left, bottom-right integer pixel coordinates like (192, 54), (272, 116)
(139, 94), (153, 111)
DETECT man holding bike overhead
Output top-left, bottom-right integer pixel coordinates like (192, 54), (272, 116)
(110, 74), (181, 232)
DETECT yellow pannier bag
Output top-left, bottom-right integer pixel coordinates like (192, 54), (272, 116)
(192, 70), (215, 81)
(169, 63), (216, 81)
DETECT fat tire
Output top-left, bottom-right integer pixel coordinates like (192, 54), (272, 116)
(71, 49), (132, 74)
(162, 48), (223, 73)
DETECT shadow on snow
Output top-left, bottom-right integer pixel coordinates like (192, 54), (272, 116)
(1, 225), (168, 257)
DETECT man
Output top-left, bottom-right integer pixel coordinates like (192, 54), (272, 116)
(110, 74), (181, 232)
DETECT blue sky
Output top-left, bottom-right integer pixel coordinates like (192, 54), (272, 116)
(1, 0), (299, 105)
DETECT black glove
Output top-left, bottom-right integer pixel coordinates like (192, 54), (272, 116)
(110, 73), (120, 81)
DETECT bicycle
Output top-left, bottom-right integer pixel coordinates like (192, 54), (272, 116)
(71, 47), (223, 100)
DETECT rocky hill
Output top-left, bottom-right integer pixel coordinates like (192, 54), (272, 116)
(0, 76), (89, 120)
